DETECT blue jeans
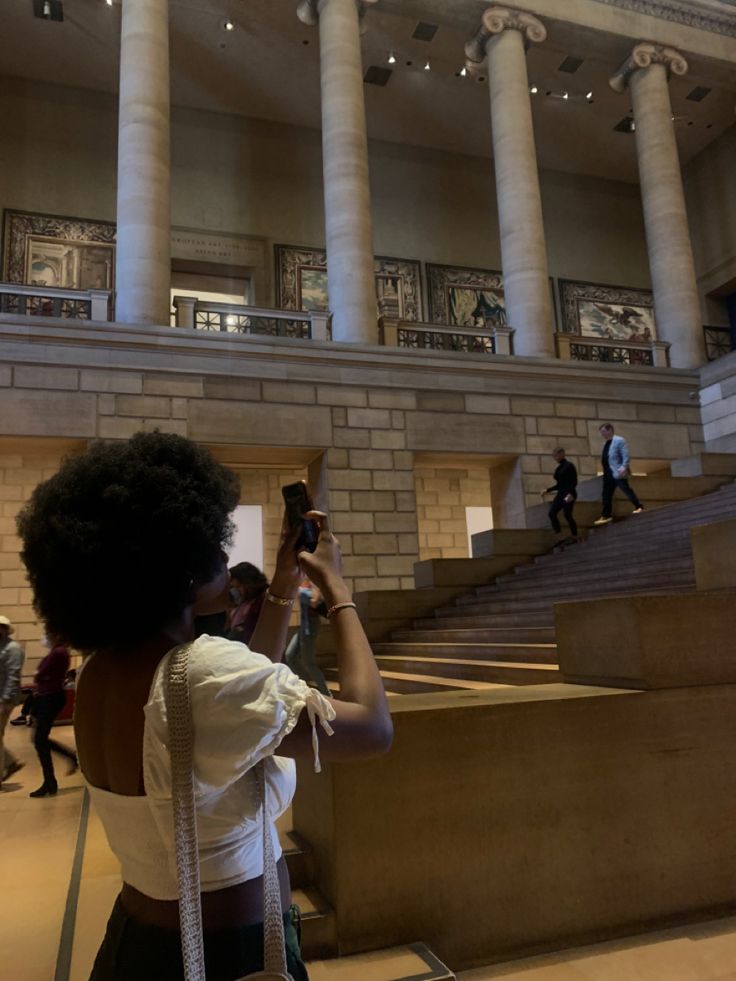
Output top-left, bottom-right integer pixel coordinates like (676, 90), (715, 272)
(285, 593), (330, 697)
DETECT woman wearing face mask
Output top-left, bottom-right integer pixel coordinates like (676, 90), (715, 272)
(29, 634), (78, 797)
(225, 562), (269, 645)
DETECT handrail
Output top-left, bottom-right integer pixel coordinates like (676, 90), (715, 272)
(556, 332), (670, 367)
(172, 296), (331, 340)
(0, 281), (111, 320)
(380, 317), (514, 355)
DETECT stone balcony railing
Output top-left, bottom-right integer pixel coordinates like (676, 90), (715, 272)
(379, 317), (514, 355)
(172, 295), (331, 340)
(556, 331), (671, 368)
(0, 281), (112, 321)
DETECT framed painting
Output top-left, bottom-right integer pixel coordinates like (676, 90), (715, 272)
(558, 279), (656, 341)
(274, 244), (423, 321)
(426, 263), (506, 328)
(2, 209), (116, 289)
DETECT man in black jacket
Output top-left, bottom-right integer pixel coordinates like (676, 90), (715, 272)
(541, 447), (578, 541)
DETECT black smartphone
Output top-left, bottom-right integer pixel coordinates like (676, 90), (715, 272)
(281, 481), (319, 553)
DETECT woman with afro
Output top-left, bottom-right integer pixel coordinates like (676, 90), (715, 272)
(18, 431), (392, 980)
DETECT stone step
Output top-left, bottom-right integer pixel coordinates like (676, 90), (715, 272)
(374, 655), (560, 685)
(506, 548), (694, 580)
(671, 452), (736, 478)
(391, 626), (557, 644)
(415, 611), (554, 629)
(373, 641), (558, 663)
(282, 830), (312, 890)
(574, 472), (730, 502)
(477, 563), (695, 597)
(292, 887), (337, 960)
(436, 583), (694, 618)
(306, 941), (456, 980)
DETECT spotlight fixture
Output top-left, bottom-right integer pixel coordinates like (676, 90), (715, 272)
(105, 0), (112, 6)
(562, 91), (569, 100)
(424, 60), (431, 71)
(459, 66), (467, 77)
(631, 119), (636, 132)
(388, 52), (396, 64)
(33, 0), (63, 20)
(530, 84), (538, 94)
(586, 90), (593, 100)
(223, 19), (235, 31)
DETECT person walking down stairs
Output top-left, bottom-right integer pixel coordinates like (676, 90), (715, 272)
(541, 447), (579, 544)
(594, 423), (644, 526)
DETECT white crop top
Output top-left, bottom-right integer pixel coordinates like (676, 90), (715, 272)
(86, 635), (336, 901)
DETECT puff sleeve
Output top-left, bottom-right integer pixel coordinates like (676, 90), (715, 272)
(144, 635), (335, 798)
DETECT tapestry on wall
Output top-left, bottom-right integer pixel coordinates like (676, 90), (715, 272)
(274, 244), (423, 321)
(426, 263), (507, 328)
(558, 278), (657, 341)
(2, 209), (116, 290)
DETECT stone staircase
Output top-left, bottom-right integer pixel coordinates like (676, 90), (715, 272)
(364, 478), (736, 695)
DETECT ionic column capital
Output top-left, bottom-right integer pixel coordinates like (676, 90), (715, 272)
(465, 6), (547, 71)
(297, 0), (377, 28)
(609, 42), (688, 93)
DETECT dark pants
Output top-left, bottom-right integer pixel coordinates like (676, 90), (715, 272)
(90, 896), (309, 981)
(549, 493), (577, 537)
(601, 472), (643, 518)
(33, 691), (76, 787)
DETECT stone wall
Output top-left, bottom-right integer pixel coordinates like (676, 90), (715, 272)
(0, 75), (652, 305)
(699, 349), (736, 452)
(414, 464), (492, 560)
(0, 316), (706, 681)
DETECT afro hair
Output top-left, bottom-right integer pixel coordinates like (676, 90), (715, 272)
(17, 431), (240, 652)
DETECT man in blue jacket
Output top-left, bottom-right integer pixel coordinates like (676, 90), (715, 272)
(594, 424), (644, 525)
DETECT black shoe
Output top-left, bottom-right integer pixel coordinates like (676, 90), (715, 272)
(30, 783), (58, 798)
(10, 716), (27, 726)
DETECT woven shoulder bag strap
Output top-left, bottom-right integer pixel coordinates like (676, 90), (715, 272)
(165, 643), (207, 981)
(164, 644), (292, 981)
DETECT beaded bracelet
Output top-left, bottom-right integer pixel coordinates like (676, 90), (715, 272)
(326, 601), (357, 619)
(265, 590), (295, 607)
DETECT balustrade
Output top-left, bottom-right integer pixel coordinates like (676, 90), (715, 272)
(172, 296), (330, 340)
(556, 332), (670, 367)
(0, 282), (111, 321)
(380, 318), (514, 355)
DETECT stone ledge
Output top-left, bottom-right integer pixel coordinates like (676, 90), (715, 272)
(556, 592), (736, 688)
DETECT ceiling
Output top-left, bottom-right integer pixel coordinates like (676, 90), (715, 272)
(0, 0), (734, 183)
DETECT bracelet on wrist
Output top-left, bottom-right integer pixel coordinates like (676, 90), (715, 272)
(326, 601), (357, 619)
(265, 590), (295, 608)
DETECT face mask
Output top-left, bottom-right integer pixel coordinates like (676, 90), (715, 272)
(229, 587), (242, 604)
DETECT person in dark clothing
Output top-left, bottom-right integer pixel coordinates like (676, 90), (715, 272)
(541, 447), (578, 541)
(30, 637), (78, 798)
(594, 423), (644, 526)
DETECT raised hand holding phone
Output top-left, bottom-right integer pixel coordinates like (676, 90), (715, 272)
(281, 481), (319, 553)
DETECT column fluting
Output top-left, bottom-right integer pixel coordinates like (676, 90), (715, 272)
(299, 0), (378, 344)
(115, 0), (171, 327)
(466, 7), (555, 358)
(610, 44), (704, 368)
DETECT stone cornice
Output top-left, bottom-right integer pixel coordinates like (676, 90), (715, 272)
(609, 41), (689, 92)
(590, 0), (736, 40)
(465, 6), (547, 72)
(297, 0), (378, 28)
(0, 315), (699, 407)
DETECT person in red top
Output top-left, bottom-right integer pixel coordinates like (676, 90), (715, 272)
(29, 636), (78, 798)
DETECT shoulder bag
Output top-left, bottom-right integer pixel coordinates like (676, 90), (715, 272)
(165, 642), (293, 981)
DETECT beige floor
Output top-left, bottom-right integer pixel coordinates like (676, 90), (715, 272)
(5, 722), (736, 981)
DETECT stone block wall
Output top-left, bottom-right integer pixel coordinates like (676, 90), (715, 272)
(0, 319), (706, 663)
(0, 445), (72, 681)
(414, 465), (492, 560)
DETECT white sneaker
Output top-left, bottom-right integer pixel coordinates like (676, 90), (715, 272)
(593, 516), (613, 526)
(633, 507), (644, 514)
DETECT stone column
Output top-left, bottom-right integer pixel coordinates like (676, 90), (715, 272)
(610, 44), (704, 368)
(115, 0), (171, 327)
(466, 7), (554, 359)
(297, 0), (377, 344)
